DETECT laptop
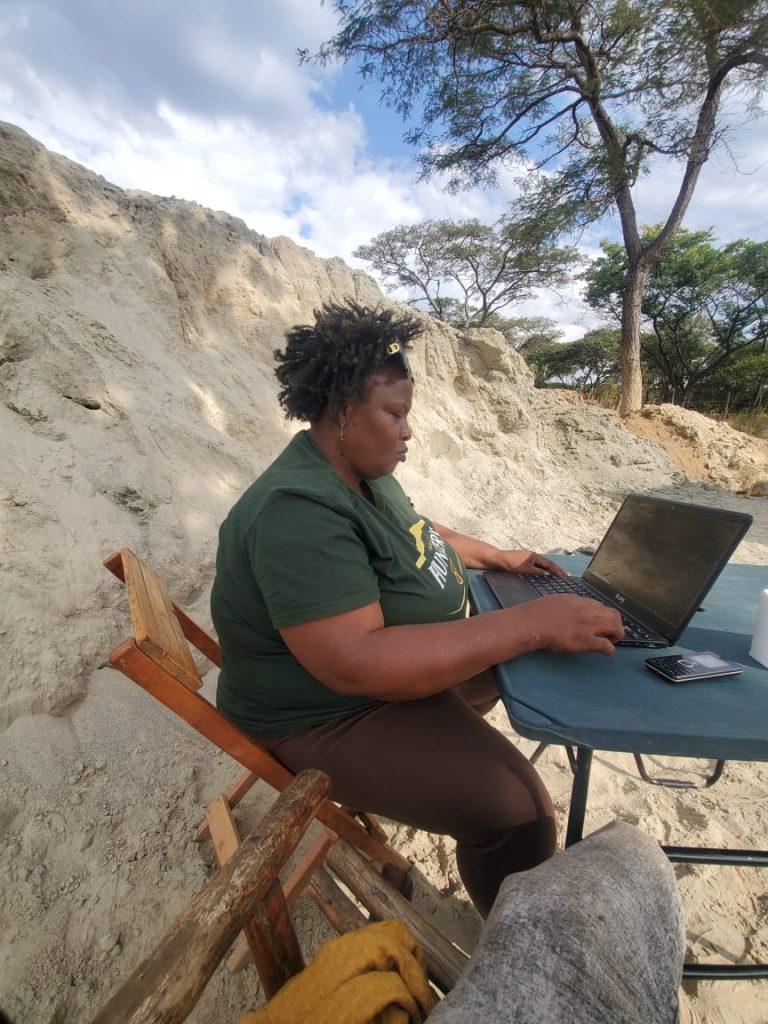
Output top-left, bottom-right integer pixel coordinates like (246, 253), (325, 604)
(484, 494), (752, 648)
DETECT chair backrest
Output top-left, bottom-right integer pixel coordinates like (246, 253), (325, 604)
(103, 549), (412, 872)
(103, 549), (221, 668)
(120, 546), (203, 691)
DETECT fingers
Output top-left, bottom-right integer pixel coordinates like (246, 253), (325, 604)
(592, 636), (618, 655)
(589, 603), (625, 644)
(543, 558), (569, 577)
(530, 595), (624, 653)
(529, 555), (569, 576)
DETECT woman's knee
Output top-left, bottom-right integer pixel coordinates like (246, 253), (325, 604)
(456, 815), (557, 917)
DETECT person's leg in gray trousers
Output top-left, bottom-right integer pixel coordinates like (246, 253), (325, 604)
(430, 821), (685, 1024)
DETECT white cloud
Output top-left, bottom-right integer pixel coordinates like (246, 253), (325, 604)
(0, 0), (765, 345)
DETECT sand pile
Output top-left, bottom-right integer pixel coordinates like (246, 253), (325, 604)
(0, 122), (766, 1024)
(625, 404), (768, 496)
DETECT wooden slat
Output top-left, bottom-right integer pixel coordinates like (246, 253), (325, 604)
(104, 551), (222, 667)
(308, 865), (370, 934)
(121, 548), (202, 691)
(205, 795), (312, 981)
(205, 796), (258, 974)
(243, 879), (305, 998)
(104, 550), (125, 580)
(326, 839), (469, 995)
(195, 768), (259, 843)
(109, 641), (412, 875)
(282, 830), (336, 906)
(90, 770), (330, 1024)
(206, 795), (242, 865)
(227, 828), (337, 973)
(226, 931), (252, 974)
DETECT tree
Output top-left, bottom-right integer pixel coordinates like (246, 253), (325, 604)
(585, 227), (768, 405)
(486, 314), (563, 351)
(525, 328), (620, 393)
(311, 0), (768, 413)
(708, 348), (768, 412)
(353, 217), (578, 328)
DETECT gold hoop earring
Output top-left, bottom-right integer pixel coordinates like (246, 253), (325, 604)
(339, 418), (346, 456)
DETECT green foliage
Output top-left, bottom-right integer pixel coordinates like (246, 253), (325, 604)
(706, 349), (768, 410)
(584, 227), (768, 406)
(315, 1), (768, 217)
(525, 328), (621, 394)
(313, 0), (768, 412)
(487, 315), (564, 351)
(353, 218), (579, 328)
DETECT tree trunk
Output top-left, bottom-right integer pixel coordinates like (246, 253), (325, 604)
(618, 262), (649, 415)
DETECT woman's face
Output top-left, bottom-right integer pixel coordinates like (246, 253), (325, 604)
(342, 368), (413, 480)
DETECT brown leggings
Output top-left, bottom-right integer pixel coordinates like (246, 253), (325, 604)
(258, 674), (556, 917)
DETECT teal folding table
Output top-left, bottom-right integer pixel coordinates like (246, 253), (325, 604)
(469, 557), (768, 980)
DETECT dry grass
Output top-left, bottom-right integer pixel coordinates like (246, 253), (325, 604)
(727, 410), (768, 440)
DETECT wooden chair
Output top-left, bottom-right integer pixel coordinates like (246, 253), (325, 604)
(91, 768), (331, 1024)
(90, 774), (686, 1024)
(103, 548), (468, 995)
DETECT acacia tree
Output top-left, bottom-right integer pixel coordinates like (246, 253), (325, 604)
(486, 314), (563, 351)
(709, 349), (768, 411)
(311, 0), (768, 413)
(585, 227), (768, 405)
(353, 217), (578, 327)
(526, 327), (621, 392)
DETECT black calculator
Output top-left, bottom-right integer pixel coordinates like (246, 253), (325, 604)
(645, 651), (744, 683)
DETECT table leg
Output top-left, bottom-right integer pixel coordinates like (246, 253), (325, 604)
(564, 747), (593, 848)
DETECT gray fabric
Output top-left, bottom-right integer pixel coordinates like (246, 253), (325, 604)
(430, 822), (684, 1024)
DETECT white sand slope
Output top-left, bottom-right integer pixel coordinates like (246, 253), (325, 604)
(0, 122), (766, 1023)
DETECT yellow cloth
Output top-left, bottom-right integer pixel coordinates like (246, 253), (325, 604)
(239, 919), (435, 1024)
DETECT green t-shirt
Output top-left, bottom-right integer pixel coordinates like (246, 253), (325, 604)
(211, 430), (468, 736)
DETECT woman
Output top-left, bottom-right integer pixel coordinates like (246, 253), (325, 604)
(211, 301), (623, 916)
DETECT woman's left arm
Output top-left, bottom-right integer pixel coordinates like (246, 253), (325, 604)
(432, 521), (569, 576)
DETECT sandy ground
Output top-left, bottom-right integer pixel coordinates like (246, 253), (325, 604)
(1, 122), (767, 1024)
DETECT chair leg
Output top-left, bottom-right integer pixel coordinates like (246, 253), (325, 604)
(246, 880), (305, 998)
(307, 865), (370, 933)
(228, 829), (336, 973)
(90, 770), (329, 1024)
(340, 807), (413, 897)
(195, 768), (260, 842)
(341, 806), (388, 844)
(326, 839), (468, 994)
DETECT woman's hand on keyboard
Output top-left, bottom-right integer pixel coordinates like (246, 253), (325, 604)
(522, 595), (625, 655)
(494, 550), (569, 576)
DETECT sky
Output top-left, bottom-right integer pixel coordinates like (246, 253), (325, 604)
(1, 0), (766, 341)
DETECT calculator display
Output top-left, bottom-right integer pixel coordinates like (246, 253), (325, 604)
(686, 653), (727, 669)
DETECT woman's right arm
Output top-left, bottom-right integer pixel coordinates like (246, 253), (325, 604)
(280, 595), (624, 702)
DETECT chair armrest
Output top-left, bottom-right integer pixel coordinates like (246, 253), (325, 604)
(89, 769), (331, 1024)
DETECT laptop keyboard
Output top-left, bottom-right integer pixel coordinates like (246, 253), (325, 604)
(526, 575), (660, 645)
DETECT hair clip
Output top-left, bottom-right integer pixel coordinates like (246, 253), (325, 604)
(384, 341), (413, 379)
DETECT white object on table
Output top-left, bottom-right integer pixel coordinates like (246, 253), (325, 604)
(749, 588), (768, 668)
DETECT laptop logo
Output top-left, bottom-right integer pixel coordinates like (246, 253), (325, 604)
(615, 593), (626, 604)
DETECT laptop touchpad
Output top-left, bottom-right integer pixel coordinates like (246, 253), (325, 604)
(484, 572), (539, 609)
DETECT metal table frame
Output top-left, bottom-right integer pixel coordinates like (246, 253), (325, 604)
(469, 559), (768, 980)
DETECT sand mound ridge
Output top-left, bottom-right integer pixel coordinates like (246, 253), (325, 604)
(1, 122), (767, 1024)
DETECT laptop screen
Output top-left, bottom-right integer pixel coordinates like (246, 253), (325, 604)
(583, 494), (752, 641)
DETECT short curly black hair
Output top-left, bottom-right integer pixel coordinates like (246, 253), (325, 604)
(274, 300), (422, 422)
